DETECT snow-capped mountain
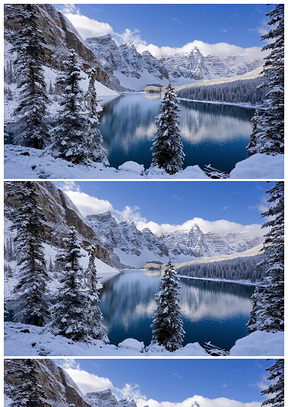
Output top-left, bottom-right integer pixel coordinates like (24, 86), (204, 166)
(85, 34), (263, 90)
(86, 212), (263, 266)
(86, 212), (169, 267)
(86, 35), (169, 90)
(86, 390), (138, 407)
(159, 48), (263, 84)
(161, 224), (263, 261)
(4, 4), (264, 93)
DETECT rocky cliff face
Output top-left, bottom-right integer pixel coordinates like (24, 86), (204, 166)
(4, 181), (110, 263)
(4, 4), (117, 89)
(4, 359), (91, 407)
(4, 360), (141, 407)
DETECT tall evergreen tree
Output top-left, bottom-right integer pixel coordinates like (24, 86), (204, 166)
(261, 359), (284, 407)
(7, 359), (49, 407)
(51, 227), (89, 341)
(151, 259), (185, 351)
(51, 51), (109, 165)
(247, 4), (284, 155)
(7, 4), (49, 148)
(51, 49), (86, 163)
(151, 83), (185, 174)
(11, 181), (50, 326)
(84, 68), (109, 165)
(84, 246), (109, 342)
(248, 181), (284, 332)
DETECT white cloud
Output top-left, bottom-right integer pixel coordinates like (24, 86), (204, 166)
(64, 189), (114, 217)
(145, 40), (263, 60)
(60, 364), (262, 407)
(63, 8), (263, 60)
(138, 217), (263, 238)
(64, 12), (113, 39)
(63, 366), (114, 395)
(115, 205), (148, 226)
(60, 185), (262, 238)
(136, 395), (261, 407)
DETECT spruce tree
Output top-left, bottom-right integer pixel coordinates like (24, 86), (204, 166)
(247, 5), (284, 155)
(248, 182), (284, 332)
(261, 359), (284, 407)
(7, 4), (49, 149)
(52, 227), (88, 341)
(7, 359), (49, 407)
(151, 83), (185, 174)
(84, 68), (109, 165)
(11, 181), (50, 326)
(51, 51), (109, 165)
(151, 259), (185, 351)
(84, 246), (109, 342)
(51, 49), (86, 163)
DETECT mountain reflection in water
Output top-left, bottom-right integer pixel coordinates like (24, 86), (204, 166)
(99, 269), (254, 350)
(99, 93), (254, 173)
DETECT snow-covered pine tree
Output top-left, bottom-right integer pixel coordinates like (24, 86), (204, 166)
(151, 259), (185, 351)
(248, 181), (284, 332)
(7, 359), (49, 407)
(246, 110), (260, 157)
(84, 246), (109, 342)
(7, 4), (49, 149)
(50, 49), (86, 163)
(247, 4), (284, 155)
(51, 227), (89, 342)
(51, 51), (109, 166)
(261, 359), (284, 407)
(151, 83), (185, 174)
(246, 286), (260, 333)
(84, 68), (109, 165)
(11, 181), (50, 326)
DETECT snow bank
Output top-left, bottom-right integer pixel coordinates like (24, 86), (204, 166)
(5, 145), (283, 179)
(4, 145), (208, 179)
(229, 330), (284, 356)
(230, 153), (284, 179)
(5, 322), (282, 357)
(4, 322), (207, 356)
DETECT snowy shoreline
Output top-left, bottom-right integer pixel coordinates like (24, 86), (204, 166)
(178, 275), (258, 286)
(4, 321), (283, 357)
(178, 97), (258, 109)
(4, 145), (284, 179)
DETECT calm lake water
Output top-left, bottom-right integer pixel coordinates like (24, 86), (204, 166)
(99, 93), (255, 174)
(99, 269), (254, 351)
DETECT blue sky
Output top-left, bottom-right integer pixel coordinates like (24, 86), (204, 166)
(57, 3), (273, 55)
(57, 181), (271, 228)
(56, 358), (272, 404)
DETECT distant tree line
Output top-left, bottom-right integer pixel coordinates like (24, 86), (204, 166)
(177, 254), (265, 282)
(177, 78), (266, 105)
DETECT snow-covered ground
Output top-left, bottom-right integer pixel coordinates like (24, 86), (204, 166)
(4, 145), (283, 179)
(230, 153), (284, 179)
(4, 322), (283, 357)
